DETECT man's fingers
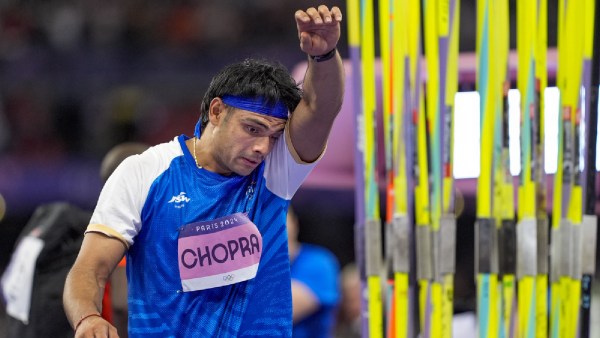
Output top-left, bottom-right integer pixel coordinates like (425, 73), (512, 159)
(295, 4), (342, 54)
(317, 5), (332, 23)
(294, 10), (310, 23)
(296, 6), (342, 26)
(305, 7), (323, 23)
(331, 6), (343, 21)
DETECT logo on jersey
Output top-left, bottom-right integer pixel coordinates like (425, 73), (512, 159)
(168, 192), (190, 208)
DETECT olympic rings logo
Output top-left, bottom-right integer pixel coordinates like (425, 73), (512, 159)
(223, 274), (235, 281)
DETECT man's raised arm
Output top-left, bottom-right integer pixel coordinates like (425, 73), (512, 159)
(289, 5), (345, 163)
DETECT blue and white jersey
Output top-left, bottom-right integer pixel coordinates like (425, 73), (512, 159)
(87, 130), (319, 337)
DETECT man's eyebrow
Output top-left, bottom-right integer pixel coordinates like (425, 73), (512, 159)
(242, 117), (269, 129)
(242, 116), (286, 132)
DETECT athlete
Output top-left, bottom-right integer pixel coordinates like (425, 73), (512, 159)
(63, 5), (344, 338)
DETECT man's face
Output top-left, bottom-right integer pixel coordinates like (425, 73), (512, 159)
(210, 107), (286, 176)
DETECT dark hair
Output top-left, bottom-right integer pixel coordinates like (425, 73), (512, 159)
(199, 58), (303, 130)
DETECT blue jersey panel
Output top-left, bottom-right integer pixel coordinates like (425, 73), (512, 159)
(126, 135), (293, 337)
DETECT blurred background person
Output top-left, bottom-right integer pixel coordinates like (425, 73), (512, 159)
(288, 205), (340, 338)
(333, 263), (361, 338)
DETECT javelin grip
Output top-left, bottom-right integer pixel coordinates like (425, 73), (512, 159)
(366, 219), (383, 276)
(475, 218), (497, 275)
(499, 219), (517, 275)
(581, 215), (597, 275)
(440, 214), (456, 277)
(550, 227), (562, 282)
(517, 218), (538, 278)
(392, 215), (411, 273)
(385, 221), (395, 277)
(537, 218), (549, 275)
(416, 225), (433, 280)
(432, 228), (441, 282)
(572, 224), (582, 279)
(559, 219), (572, 279)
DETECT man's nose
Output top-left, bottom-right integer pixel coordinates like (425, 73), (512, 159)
(253, 136), (271, 155)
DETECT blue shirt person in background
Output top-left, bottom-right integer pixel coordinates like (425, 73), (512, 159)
(288, 206), (340, 338)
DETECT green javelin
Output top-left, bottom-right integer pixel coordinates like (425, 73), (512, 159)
(422, 0), (460, 337)
(492, 0), (517, 337)
(476, 0), (500, 336)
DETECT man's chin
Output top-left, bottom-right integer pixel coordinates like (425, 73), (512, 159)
(233, 167), (255, 177)
(235, 161), (259, 176)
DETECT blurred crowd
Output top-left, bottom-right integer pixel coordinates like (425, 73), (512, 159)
(0, 0), (330, 160)
(0, 0), (348, 282)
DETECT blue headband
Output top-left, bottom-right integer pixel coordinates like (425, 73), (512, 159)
(222, 95), (289, 120)
(194, 119), (202, 138)
(194, 95), (289, 137)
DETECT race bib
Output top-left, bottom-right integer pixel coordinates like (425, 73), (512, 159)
(178, 212), (262, 291)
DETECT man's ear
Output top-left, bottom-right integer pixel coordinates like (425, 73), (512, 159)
(208, 97), (227, 125)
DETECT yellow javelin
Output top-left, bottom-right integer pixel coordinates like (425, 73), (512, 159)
(516, 0), (539, 336)
(405, 0), (426, 336)
(360, 0), (384, 336)
(389, 0), (413, 336)
(440, 1), (460, 337)
(422, 0), (443, 337)
(422, 0), (460, 337)
(578, 1), (597, 338)
(492, 0), (517, 337)
(563, 1), (586, 337)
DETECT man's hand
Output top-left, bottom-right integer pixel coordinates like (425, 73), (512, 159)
(75, 315), (119, 338)
(295, 5), (342, 57)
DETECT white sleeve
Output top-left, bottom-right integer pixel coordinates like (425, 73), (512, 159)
(86, 154), (147, 247)
(264, 124), (325, 200)
(86, 140), (178, 247)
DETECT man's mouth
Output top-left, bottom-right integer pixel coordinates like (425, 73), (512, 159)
(242, 157), (260, 166)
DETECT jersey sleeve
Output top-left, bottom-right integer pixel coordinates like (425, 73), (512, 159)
(87, 139), (181, 247)
(86, 154), (147, 247)
(264, 122), (326, 199)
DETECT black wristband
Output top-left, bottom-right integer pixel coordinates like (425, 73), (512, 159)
(310, 48), (337, 62)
